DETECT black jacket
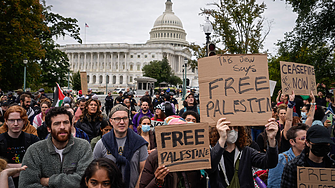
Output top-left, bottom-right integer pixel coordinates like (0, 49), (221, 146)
(207, 142), (278, 188)
(75, 116), (106, 141)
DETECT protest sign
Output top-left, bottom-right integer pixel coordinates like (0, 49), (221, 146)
(269, 80), (277, 97)
(280, 61), (317, 95)
(155, 123), (211, 172)
(80, 72), (88, 95)
(198, 54), (271, 126)
(150, 120), (164, 131)
(297, 167), (335, 187)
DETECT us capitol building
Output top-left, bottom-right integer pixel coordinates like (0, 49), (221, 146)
(60, 0), (198, 92)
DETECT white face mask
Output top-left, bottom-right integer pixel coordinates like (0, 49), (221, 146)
(226, 129), (238, 144)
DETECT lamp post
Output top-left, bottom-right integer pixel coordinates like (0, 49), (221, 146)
(23, 59), (28, 92)
(182, 58), (188, 101)
(203, 17), (213, 57)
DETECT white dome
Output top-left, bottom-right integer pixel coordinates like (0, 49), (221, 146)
(147, 0), (188, 47)
(154, 13), (183, 28)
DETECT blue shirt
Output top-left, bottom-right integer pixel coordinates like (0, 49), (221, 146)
(268, 148), (295, 188)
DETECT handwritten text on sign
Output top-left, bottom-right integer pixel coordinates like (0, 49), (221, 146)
(297, 167), (335, 188)
(280, 61), (316, 95)
(155, 123), (211, 172)
(150, 120), (163, 131)
(198, 54), (271, 126)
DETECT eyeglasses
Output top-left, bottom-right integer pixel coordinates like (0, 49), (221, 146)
(141, 123), (151, 125)
(296, 136), (306, 141)
(7, 119), (24, 124)
(111, 117), (129, 123)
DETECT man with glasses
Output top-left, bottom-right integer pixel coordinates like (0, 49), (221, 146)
(0, 105), (39, 186)
(93, 104), (148, 188)
(281, 125), (335, 187)
(267, 124), (308, 187)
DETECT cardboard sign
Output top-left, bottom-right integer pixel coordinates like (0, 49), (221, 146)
(80, 72), (88, 95)
(297, 167), (335, 187)
(155, 123), (211, 172)
(280, 61), (317, 95)
(150, 120), (164, 131)
(198, 54), (271, 126)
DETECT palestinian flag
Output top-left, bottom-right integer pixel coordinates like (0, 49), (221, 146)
(52, 83), (65, 107)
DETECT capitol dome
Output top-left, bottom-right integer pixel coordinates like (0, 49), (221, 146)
(147, 0), (188, 47)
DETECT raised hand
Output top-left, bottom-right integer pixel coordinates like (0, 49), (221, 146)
(154, 165), (169, 185)
(216, 118), (231, 148)
(289, 90), (295, 101)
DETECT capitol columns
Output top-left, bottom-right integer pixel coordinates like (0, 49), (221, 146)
(84, 53), (87, 71)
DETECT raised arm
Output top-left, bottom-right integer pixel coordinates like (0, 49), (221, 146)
(283, 91), (295, 139)
(276, 90), (282, 104)
(305, 91), (315, 126)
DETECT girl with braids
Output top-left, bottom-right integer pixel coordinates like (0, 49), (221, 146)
(76, 99), (108, 141)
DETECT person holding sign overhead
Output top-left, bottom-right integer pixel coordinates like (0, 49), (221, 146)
(207, 117), (279, 188)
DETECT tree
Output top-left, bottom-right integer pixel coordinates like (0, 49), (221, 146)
(201, 0), (271, 54)
(0, 0), (81, 91)
(142, 57), (181, 86)
(0, 0), (48, 91)
(269, 0), (335, 87)
(71, 71), (81, 91)
(39, 1), (81, 88)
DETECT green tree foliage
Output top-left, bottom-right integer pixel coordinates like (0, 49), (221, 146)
(39, 1), (81, 88)
(0, 0), (48, 91)
(142, 57), (182, 86)
(269, 0), (335, 88)
(71, 71), (81, 91)
(0, 0), (81, 91)
(201, 0), (271, 54)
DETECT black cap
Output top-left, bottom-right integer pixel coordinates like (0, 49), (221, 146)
(307, 125), (335, 144)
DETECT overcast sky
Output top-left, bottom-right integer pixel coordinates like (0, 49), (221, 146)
(47, 0), (297, 56)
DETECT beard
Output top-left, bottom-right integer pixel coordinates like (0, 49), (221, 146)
(51, 128), (71, 143)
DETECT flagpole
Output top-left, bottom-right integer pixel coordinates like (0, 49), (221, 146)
(85, 25), (86, 44)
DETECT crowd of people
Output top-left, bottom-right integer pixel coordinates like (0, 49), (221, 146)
(0, 85), (334, 188)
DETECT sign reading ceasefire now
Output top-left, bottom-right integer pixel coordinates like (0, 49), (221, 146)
(198, 54), (272, 126)
(280, 61), (317, 95)
(155, 123), (211, 172)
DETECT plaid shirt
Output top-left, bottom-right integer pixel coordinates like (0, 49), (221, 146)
(281, 148), (335, 188)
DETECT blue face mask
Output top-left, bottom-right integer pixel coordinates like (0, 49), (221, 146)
(142, 125), (151, 133)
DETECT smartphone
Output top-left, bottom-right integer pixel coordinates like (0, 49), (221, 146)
(327, 113), (333, 123)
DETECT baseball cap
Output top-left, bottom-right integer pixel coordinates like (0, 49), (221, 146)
(15, 89), (23, 92)
(38, 88), (45, 92)
(184, 92), (194, 99)
(78, 90), (82, 95)
(307, 125), (335, 144)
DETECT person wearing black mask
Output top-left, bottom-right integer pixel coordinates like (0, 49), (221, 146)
(281, 125), (335, 187)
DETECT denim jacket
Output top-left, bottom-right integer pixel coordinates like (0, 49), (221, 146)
(268, 148), (295, 188)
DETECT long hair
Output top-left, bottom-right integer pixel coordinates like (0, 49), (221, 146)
(80, 99), (103, 122)
(154, 108), (166, 120)
(137, 116), (151, 136)
(236, 126), (251, 149)
(80, 158), (125, 188)
(3, 105), (28, 129)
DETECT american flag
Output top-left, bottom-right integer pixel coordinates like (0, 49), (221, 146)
(85, 23), (89, 28)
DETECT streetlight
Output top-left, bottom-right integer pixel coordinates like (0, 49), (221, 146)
(182, 57), (188, 101)
(203, 17), (213, 57)
(23, 59), (28, 92)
